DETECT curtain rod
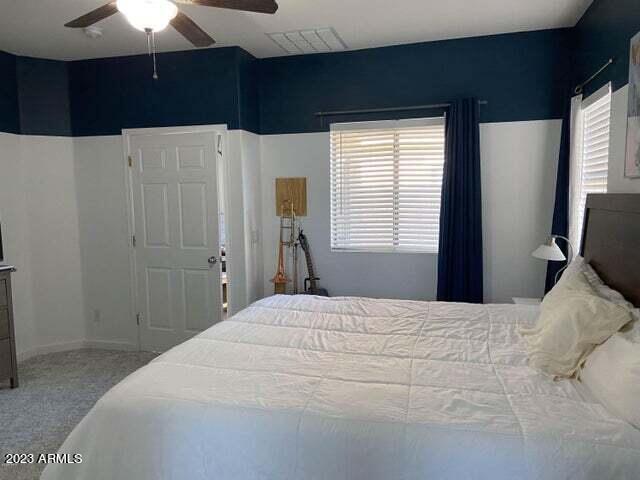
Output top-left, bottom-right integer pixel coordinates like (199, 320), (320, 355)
(315, 100), (488, 117)
(574, 58), (614, 95)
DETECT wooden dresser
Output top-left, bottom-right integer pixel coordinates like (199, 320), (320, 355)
(0, 266), (18, 388)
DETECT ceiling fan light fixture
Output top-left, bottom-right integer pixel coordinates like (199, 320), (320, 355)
(117, 0), (178, 32)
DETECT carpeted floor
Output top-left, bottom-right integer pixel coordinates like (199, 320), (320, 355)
(0, 349), (157, 480)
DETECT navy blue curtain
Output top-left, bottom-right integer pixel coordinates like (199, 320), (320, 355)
(437, 98), (483, 303)
(544, 97), (571, 292)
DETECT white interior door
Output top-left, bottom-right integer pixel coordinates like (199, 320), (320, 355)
(128, 129), (223, 352)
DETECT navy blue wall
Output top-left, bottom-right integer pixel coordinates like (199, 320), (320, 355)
(0, 51), (20, 134)
(17, 57), (72, 136)
(67, 29), (573, 137)
(258, 29), (572, 135)
(2, 5), (635, 137)
(69, 47), (245, 136)
(237, 49), (260, 133)
(573, 0), (640, 97)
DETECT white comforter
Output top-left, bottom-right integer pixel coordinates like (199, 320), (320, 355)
(43, 295), (640, 480)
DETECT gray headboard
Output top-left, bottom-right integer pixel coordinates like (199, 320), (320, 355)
(581, 193), (640, 307)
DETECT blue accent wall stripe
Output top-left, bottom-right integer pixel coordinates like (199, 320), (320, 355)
(17, 57), (72, 137)
(0, 29), (573, 137)
(67, 29), (572, 137)
(68, 56), (123, 137)
(1, 0), (637, 138)
(69, 47), (244, 137)
(258, 29), (572, 135)
(237, 48), (260, 133)
(0, 51), (20, 135)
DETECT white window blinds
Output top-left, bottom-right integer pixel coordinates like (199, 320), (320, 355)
(330, 118), (445, 253)
(570, 84), (611, 250)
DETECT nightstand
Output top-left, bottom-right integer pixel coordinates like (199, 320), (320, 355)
(0, 266), (18, 388)
(512, 297), (542, 306)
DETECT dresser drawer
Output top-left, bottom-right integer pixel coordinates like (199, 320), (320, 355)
(0, 308), (9, 339)
(0, 338), (12, 379)
(0, 279), (7, 307)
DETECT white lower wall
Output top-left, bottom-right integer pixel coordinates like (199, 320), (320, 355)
(1, 90), (637, 356)
(224, 132), (248, 315)
(260, 121), (562, 303)
(0, 133), (36, 355)
(481, 121), (561, 302)
(0, 134), (86, 357)
(238, 131), (264, 303)
(21, 136), (86, 350)
(225, 130), (264, 312)
(258, 93), (638, 304)
(260, 132), (439, 300)
(73, 136), (137, 348)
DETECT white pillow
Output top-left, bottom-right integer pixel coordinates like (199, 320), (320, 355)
(580, 334), (640, 429)
(556, 255), (586, 287)
(522, 269), (633, 378)
(582, 263), (636, 309)
(581, 262), (640, 342)
(621, 312), (640, 343)
(539, 256), (590, 307)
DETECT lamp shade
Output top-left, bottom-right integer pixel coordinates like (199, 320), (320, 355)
(532, 237), (566, 262)
(117, 0), (178, 32)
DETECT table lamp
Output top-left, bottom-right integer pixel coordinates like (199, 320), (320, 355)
(532, 235), (574, 286)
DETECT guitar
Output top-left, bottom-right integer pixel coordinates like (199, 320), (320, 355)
(298, 230), (329, 297)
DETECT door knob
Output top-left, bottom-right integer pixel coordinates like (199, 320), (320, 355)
(208, 256), (218, 265)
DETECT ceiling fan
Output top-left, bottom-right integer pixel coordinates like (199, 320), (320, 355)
(65, 0), (279, 77)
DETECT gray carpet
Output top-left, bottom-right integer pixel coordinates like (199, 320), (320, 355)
(0, 349), (157, 480)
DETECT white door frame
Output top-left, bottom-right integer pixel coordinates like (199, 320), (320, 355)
(121, 124), (232, 351)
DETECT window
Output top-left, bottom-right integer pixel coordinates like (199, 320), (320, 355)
(569, 84), (612, 250)
(330, 118), (445, 253)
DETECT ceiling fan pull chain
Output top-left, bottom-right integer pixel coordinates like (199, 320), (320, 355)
(146, 29), (152, 56)
(152, 31), (159, 80)
(143, 27), (159, 80)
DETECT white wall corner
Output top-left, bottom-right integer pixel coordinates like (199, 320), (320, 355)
(239, 130), (264, 303)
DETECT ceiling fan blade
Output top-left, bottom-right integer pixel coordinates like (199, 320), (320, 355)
(64, 2), (119, 28)
(175, 0), (278, 14)
(171, 12), (216, 47)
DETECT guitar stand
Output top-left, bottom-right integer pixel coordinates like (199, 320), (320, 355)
(304, 277), (321, 293)
(292, 242), (299, 294)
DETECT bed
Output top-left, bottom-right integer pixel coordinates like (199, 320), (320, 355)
(43, 194), (640, 480)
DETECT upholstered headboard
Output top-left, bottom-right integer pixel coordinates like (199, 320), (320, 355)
(581, 194), (640, 307)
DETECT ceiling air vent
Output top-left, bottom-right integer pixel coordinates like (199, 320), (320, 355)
(266, 28), (347, 55)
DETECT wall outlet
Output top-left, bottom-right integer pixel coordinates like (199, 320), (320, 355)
(93, 308), (101, 323)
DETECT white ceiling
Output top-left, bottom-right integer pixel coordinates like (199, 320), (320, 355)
(0, 0), (593, 61)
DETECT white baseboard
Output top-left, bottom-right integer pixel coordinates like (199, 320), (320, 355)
(17, 339), (140, 362)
